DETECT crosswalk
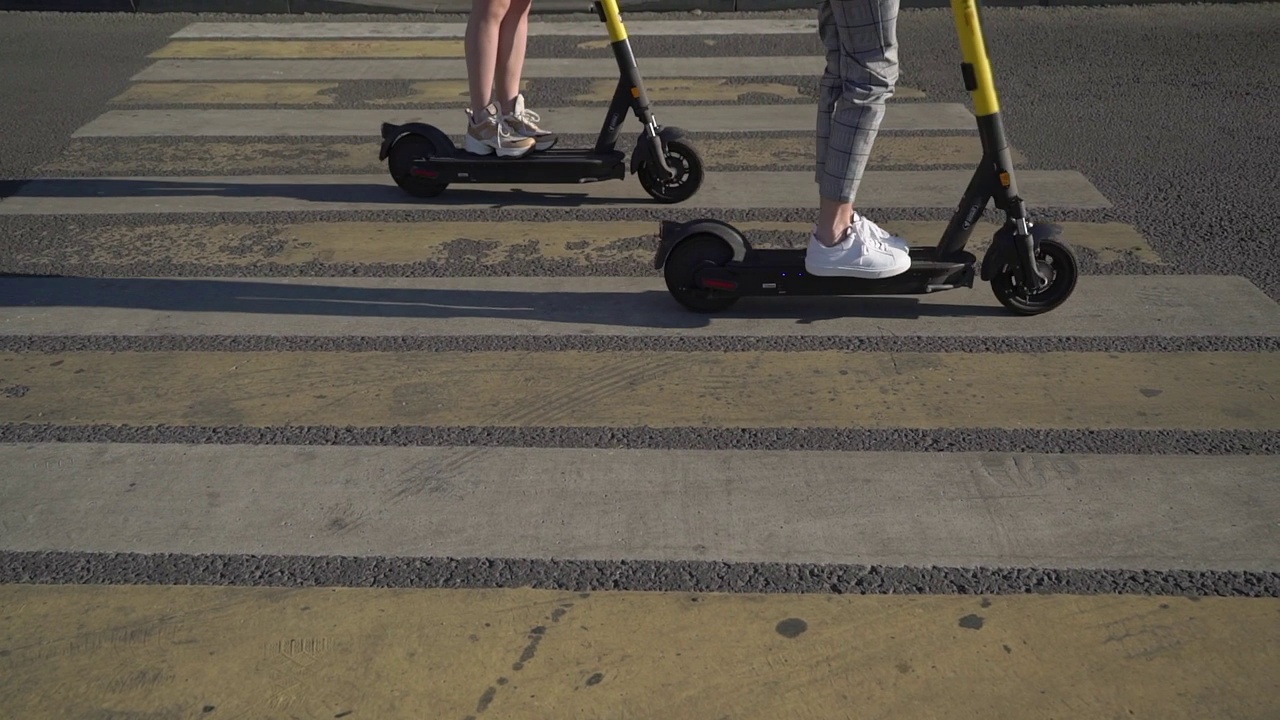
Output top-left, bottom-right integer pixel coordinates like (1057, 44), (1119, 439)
(2, 12), (1278, 717)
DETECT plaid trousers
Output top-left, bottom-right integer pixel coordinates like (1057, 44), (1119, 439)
(815, 0), (901, 203)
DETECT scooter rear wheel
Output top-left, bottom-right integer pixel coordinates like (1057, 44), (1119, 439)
(389, 135), (449, 198)
(639, 138), (703, 204)
(990, 237), (1078, 315)
(663, 233), (739, 313)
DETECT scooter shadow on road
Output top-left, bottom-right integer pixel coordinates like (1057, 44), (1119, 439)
(0, 276), (1009, 325)
(1, 178), (670, 208)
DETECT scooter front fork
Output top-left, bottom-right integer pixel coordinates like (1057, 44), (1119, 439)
(641, 117), (675, 179)
(1011, 213), (1049, 292)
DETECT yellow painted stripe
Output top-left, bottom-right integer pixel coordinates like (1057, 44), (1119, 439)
(18, 220), (1158, 268)
(149, 39), (468, 58)
(36, 136), (1015, 178)
(365, 78), (501, 104)
(3, 584), (1276, 719)
(574, 78), (925, 102)
(109, 79), (923, 106)
(586, 77), (796, 102)
(385, 78), (924, 104)
(577, 37), (742, 51)
(111, 81), (340, 105)
(0, 351), (1273, 430)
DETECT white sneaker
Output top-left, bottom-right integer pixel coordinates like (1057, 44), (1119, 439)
(852, 212), (909, 252)
(463, 105), (535, 158)
(503, 93), (558, 151)
(805, 223), (911, 279)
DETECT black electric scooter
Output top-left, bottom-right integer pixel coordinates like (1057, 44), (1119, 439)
(653, 0), (1078, 315)
(378, 0), (703, 204)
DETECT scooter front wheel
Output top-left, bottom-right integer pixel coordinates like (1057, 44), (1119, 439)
(388, 134), (449, 198)
(663, 233), (739, 313)
(990, 237), (1078, 315)
(639, 138), (704, 204)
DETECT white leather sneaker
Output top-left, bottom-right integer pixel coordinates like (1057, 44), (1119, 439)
(852, 212), (909, 252)
(804, 223), (911, 278)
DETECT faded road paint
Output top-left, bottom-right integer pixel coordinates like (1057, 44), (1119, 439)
(1, 351), (1274, 430)
(3, 444), (1276, 570)
(6, 219), (1156, 268)
(0, 171), (1112, 214)
(130, 56), (833, 82)
(149, 39), (469, 59)
(73, 103), (976, 136)
(111, 81), (342, 106)
(107, 79), (924, 106)
(1, 584), (1276, 719)
(169, 19), (826, 39)
(36, 136), (1012, 177)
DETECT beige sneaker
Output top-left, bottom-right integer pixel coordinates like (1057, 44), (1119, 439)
(464, 106), (535, 158)
(503, 94), (557, 151)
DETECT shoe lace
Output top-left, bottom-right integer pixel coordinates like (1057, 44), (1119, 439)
(511, 107), (542, 130)
(862, 236), (893, 253)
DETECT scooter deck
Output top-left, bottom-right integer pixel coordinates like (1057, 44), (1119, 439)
(696, 247), (978, 296)
(408, 148), (628, 184)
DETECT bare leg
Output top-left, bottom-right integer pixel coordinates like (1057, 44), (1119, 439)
(495, 0), (533, 115)
(465, 0), (510, 117)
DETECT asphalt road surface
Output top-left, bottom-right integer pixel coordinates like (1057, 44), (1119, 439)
(0, 5), (1277, 718)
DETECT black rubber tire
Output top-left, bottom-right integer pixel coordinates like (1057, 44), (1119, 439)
(990, 237), (1079, 315)
(663, 233), (739, 313)
(388, 135), (448, 198)
(638, 138), (704, 204)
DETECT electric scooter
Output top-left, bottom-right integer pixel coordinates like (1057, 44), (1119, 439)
(653, 0), (1078, 315)
(378, 0), (703, 204)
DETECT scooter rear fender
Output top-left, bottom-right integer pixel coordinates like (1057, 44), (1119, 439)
(653, 217), (748, 270)
(379, 122), (455, 161)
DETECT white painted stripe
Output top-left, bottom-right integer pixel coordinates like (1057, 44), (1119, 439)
(0, 170), (1111, 213)
(3, 443), (1275, 572)
(72, 105), (974, 137)
(3, 276), (1273, 338)
(131, 56), (828, 81)
(171, 20), (820, 39)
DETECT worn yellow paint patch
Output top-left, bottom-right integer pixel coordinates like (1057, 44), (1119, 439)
(1, 584), (1276, 719)
(366, 79), (530, 105)
(573, 78), (923, 102)
(580, 37), (721, 50)
(149, 39), (468, 58)
(17, 219), (1159, 268)
(110, 82), (340, 105)
(1, 351), (1273, 430)
(36, 135), (1019, 178)
(100, 78), (919, 107)
(576, 77), (808, 102)
(701, 135), (1022, 168)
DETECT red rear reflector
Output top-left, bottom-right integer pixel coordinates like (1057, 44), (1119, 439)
(702, 278), (737, 290)
(410, 168), (438, 178)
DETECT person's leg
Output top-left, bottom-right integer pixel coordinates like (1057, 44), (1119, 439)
(463, 0), (535, 157)
(493, 0), (529, 115)
(806, 0), (910, 278)
(813, 0), (845, 244)
(496, 0), (557, 151)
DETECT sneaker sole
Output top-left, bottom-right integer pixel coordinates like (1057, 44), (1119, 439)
(465, 134), (534, 158)
(804, 256), (912, 279)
